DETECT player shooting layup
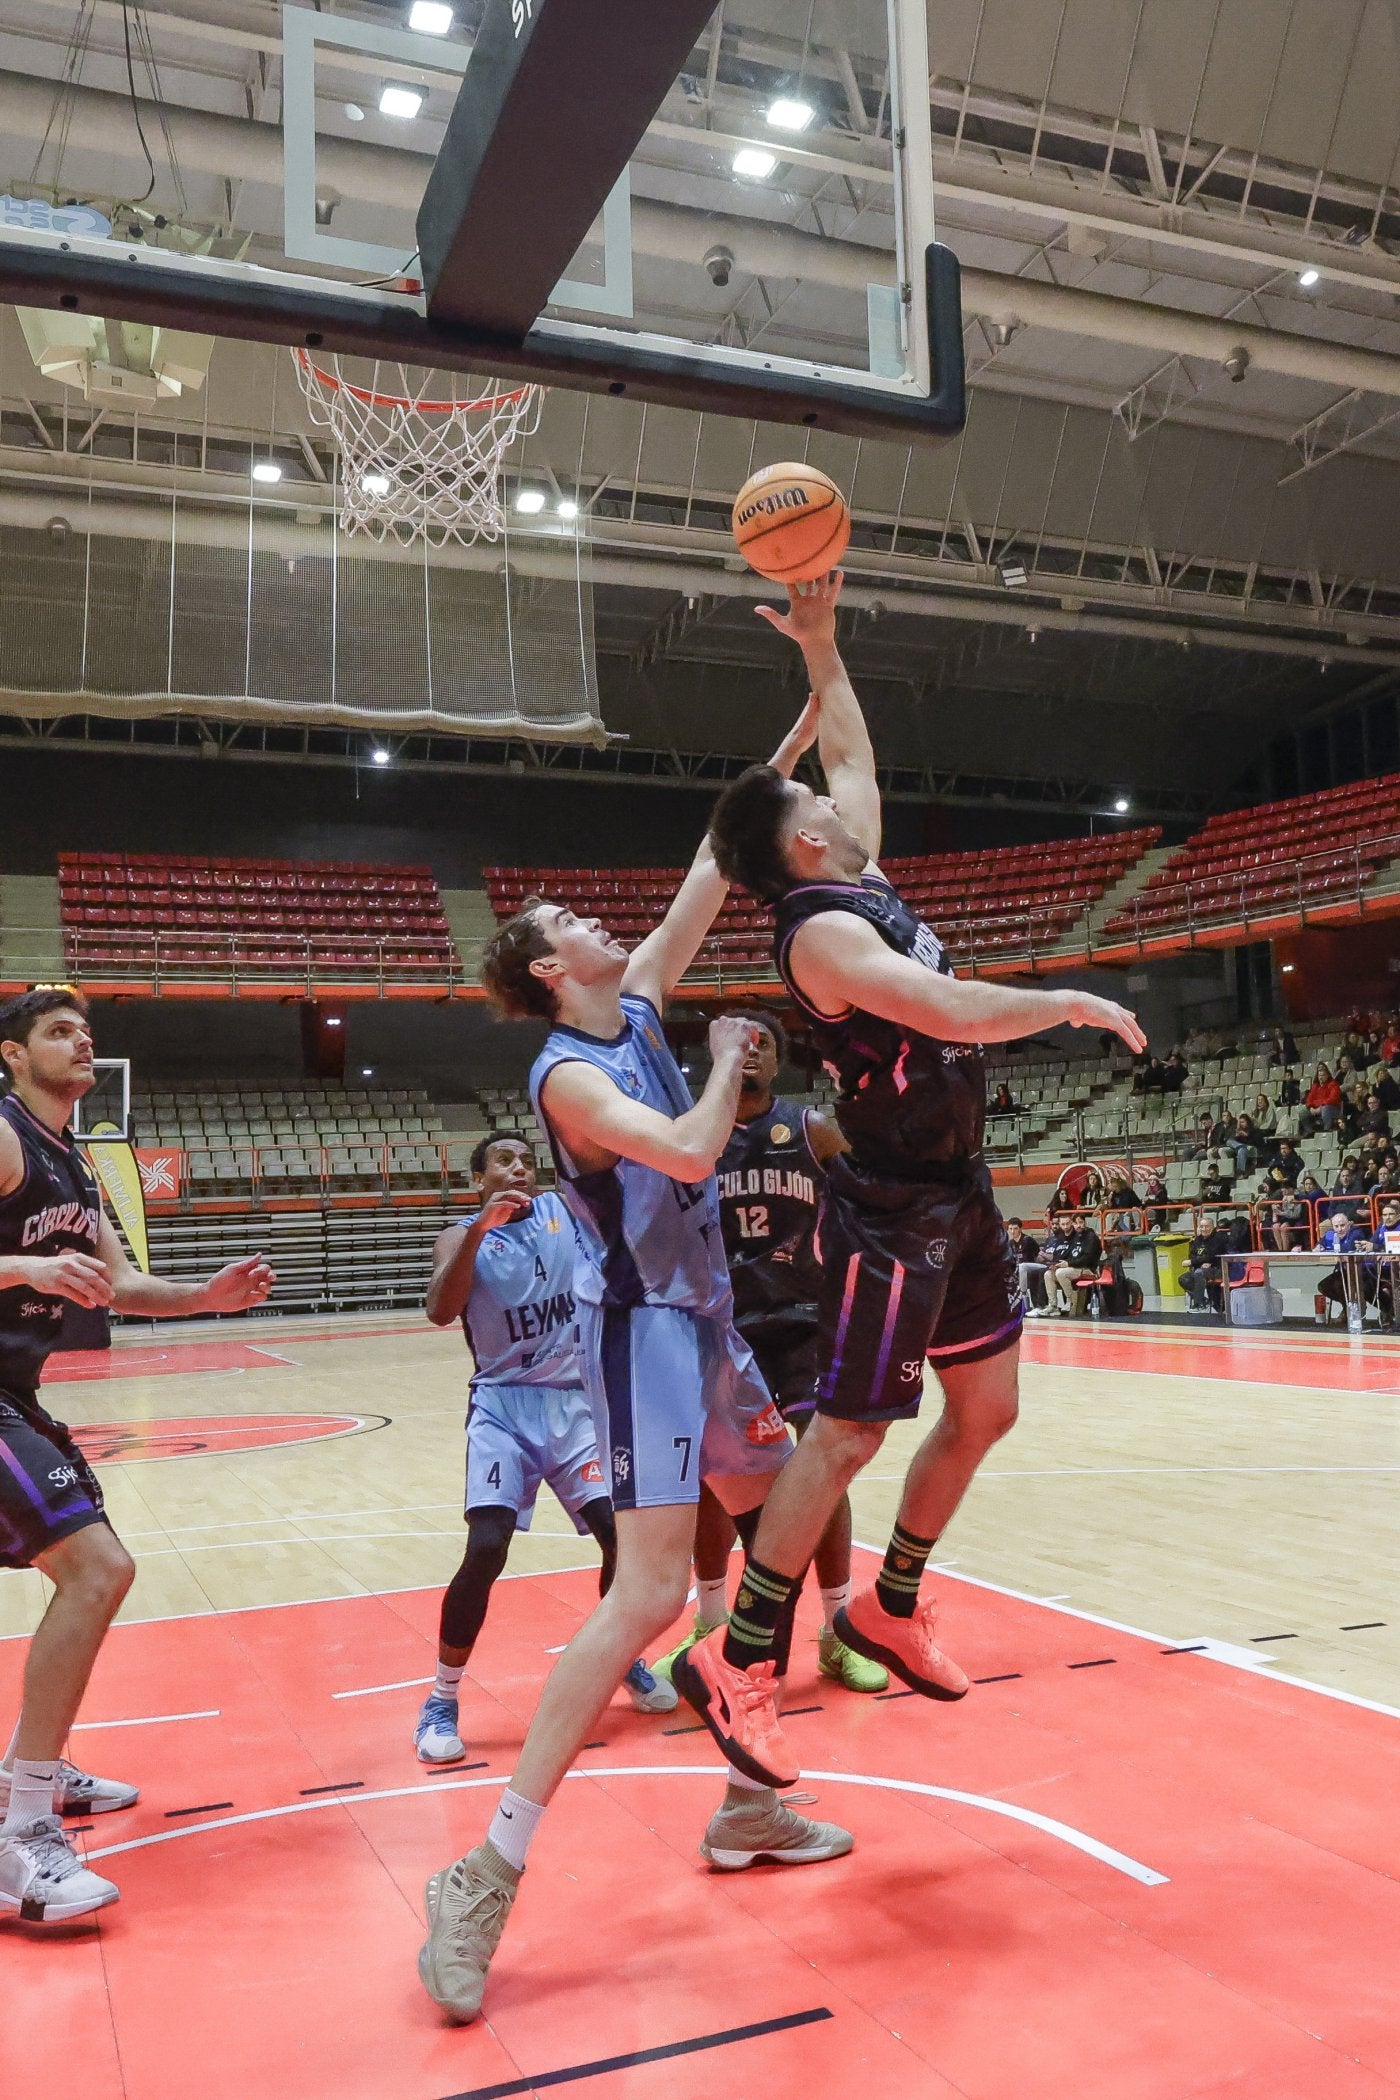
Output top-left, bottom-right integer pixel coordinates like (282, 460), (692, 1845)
(0, 989), (273, 1924)
(417, 701), (852, 2025)
(676, 573), (1145, 1790)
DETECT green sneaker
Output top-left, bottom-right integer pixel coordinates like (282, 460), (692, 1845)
(818, 1626), (890, 1694)
(651, 1614), (723, 1685)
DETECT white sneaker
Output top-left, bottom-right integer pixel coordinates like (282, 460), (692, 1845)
(413, 1695), (467, 1765)
(0, 1816), (121, 1922)
(623, 1658), (678, 1713)
(0, 1759), (138, 1818)
(700, 1792), (853, 1871)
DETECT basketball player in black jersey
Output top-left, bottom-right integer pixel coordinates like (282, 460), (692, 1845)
(675, 573), (1144, 1787)
(653, 1010), (887, 1693)
(0, 989), (273, 1921)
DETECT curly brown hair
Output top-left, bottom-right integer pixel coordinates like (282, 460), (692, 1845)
(479, 900), (559, 1020)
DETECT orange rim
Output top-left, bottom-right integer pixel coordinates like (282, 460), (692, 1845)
(293, 347), (535, 416)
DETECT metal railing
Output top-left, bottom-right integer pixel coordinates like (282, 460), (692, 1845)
(157, 1140), (503, 1209)
(15, 927), (469, 993)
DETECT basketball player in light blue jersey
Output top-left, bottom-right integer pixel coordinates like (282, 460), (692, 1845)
(414, 1131), (674, 1767)
(419, 699), (853, 2026)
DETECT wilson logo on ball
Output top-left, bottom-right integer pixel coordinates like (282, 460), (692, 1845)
(735, 488), (811, 525)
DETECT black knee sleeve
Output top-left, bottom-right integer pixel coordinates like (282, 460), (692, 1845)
(440, 1505), (515, 1652)
(579, 1496), (617, 1597)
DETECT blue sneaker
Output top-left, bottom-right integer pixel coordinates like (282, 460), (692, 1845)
(623, 1658), (678, 1714)
(414, 1693), (466, 1764)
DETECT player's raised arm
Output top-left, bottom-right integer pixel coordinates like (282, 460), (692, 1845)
(424, 1194), (531, 1327)
(622, 698), (820, 1009)
(789, 911), (1146, 1053)
(755, 572), (879, 862)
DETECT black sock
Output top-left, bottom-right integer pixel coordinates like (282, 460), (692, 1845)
(722, 1557), (800, 1670)
(875, 1522), (935, 1619)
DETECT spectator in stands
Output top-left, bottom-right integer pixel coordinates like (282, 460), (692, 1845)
(1314, 1206), (1368, 1324)
(1276, 1067), (1302, 1109)
(1182, 1109), (1217, 1161)
(1101, 1183), (1139, 1250)
(1305, 1062), (1342, 1131)
(1080, 1168), (1106, 1208)
(1362, 1090), (1390, 1141)
(1375, 1199), (1400, 1329)
(1183, 1026), (1209, 1059)
(1250, 1092), (1277, 1139)
(1140, 1169), (1169, 1232)
(1007, 1218), (1046, 1314)
(1161, 1050), (1189, 1093)
(1267, 1179), (1308, 1252)
(1182, 1214), (1230, 1313)
(1222, 1113), (1259, 1179)
(989, 1082), (1020, 1119)
(1199, 1165), (1233, 1205)
(1335, 1031), (1371, 1075)
(1335, 1051), (1363, 1094)
(1330, 1158), (1368, 1220)
(1046, 1187), (1072, 1224)
(1133, 1054), (1166, 1095)
(1375, 1064), (1400, 1114)
(1297, 1172), (1326, 1234)
(1047, 1214), (1103, 1317)
(1381, 1019), (1400, 1065)
(1270, 1136), (1303, 1185)
(1373, 1165), (1399, 1204)
(1269, 1025), (1299, 1067)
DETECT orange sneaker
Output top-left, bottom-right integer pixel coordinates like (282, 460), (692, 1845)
(834, 1588), (969, 1701)
(672, 1628), (799, 1788)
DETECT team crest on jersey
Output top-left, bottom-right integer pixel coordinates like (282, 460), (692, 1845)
(619, 1066), (644, 1097)
(926, 1238), (949, 1268)
(611, 1445), (632, 1484)
(770, 1123), (791, 1144)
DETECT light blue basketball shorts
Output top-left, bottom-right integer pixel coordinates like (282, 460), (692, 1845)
(465, 1382), (606, 1534)
(576, 1302), (792, 1512)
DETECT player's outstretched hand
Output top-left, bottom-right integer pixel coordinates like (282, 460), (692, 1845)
(479, 1189), (533, 1230)
(1062, 992), (1147, 1055)
(709, 1014), (759, 1065)
(202, 1254), (276, 1312)
(754, 568), (844, 646)
(22, 1251), (114, 1309)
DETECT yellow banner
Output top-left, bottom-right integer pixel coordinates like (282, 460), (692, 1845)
(84, 1133), (151, 1273)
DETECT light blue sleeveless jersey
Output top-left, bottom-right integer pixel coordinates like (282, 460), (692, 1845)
(461, 1188), (584, 1389)
(529, 995), (731, 1317)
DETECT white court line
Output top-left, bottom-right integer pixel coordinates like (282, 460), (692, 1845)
(854, 1541), (1400, 1726)
(0, 1563), (601, 1641)
(72, 1708), (220, 1731)
(332, 1676), (433, 1701)
(83, 1764), (1166, 1886)
(120, 1500), (466, 1539)
(128, 1524), (586, 1560)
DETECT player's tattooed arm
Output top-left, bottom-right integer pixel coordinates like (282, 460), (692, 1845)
(755, 570), (880, 863)
(788, 912), (1147, 1053)
(622, 700), (821, 1008)
(425, 1193), (531, 1326)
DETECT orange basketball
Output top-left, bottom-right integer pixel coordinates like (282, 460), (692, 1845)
(731, 461), (851, 584)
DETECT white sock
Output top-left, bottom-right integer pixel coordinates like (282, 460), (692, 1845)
(433, 1659), (465, 1701)
(2, 1757), (57, 1834)
(696, 1577), (729, 1629)
(486, 1786), (545, 1873)
(819, 1582), (851, 1632)
(725, 1762), (768, 1792)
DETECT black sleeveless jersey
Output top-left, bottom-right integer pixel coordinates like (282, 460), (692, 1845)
(774, 874), (986, 1178)
(716, 1096), (824, 1320)
(0, 1094), (103, 1395)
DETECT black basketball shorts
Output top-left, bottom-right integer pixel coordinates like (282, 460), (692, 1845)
(814, 1156), (1021, 1424)
(741, 1315), (819, 1425)
(0, 1387), (108, 1570)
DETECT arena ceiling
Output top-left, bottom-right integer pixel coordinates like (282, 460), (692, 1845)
(3, 0), (1400, 817)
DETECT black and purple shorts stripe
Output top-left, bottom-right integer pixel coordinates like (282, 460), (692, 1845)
(814, 1156), (1021, 1423)
(0, 1388), (107, 1570)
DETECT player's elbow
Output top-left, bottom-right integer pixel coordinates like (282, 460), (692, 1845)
(667, 1140), (717, 1180)
(424, 1293), (454, 1327)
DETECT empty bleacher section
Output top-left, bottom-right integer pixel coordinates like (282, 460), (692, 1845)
(1105, 776), (1400, 943)
(483, 827), (1161, 974)
(59, 852), (459, 985)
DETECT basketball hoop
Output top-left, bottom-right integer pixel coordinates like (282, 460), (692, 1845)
(291, 349), (544, 546)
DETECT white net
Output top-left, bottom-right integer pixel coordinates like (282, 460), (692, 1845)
(292, 350), (544, 546)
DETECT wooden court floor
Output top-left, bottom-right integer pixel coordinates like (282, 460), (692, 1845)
(3, 1312), (1399, 2100)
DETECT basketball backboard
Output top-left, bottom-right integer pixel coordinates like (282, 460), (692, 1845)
(0, 0), (962, 439)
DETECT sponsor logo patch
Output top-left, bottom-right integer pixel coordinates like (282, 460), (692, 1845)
(745, 1402), (788, 1446)
(611, 1445), (632, 1484)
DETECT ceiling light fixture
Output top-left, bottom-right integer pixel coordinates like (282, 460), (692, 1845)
(556, 498), (580, 520)
(408, 0), (454, 31)
(252, 460), (282, 483)
(514, 489), (546, 514)
(999, 560), (1027, 588)
(371, 747), (391, 765)
(378, 83), (425, 119)
(1297, 266), (1320, 288)
(767, 97), (815, 132)
(343, 102), (366, 122)
(1113, 796), (1130, 813)
(360, 471), (392, 496)
(732, 147), (778, 180)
